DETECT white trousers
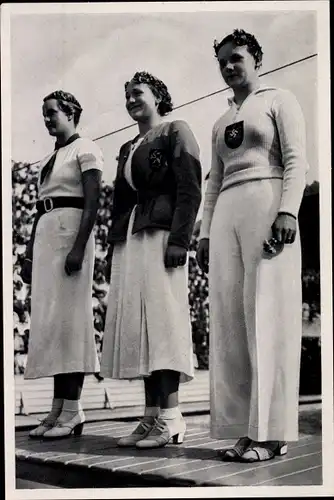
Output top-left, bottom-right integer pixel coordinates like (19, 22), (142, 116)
(209, 179), (302, 442)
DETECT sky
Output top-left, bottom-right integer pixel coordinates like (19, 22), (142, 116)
(9, 6), (318, 194)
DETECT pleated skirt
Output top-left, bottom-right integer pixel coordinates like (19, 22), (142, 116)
(24, 208), (100, 379)
(100, 209), (194, 383)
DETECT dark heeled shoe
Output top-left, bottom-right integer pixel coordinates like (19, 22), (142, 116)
(241, 440), (288, 462)
(73, 422), (84, 436)
(218, 437), (252, 461)
(172, 431), (185, 444)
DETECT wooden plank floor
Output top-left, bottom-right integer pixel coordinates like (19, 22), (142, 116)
(15, 418), (322, 488)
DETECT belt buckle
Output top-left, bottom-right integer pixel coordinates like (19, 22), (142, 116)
(43, 197), (54, 212)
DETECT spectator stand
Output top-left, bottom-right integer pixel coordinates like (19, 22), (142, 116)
(12, 161), (321, 409)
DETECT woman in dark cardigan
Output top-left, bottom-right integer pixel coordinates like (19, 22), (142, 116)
(100, 71), (202, 449)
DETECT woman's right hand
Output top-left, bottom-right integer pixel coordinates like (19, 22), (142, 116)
(196, 238), (210, 274)
(21, 258), (33, 285)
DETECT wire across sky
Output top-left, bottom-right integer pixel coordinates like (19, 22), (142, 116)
(12, 53), (317, 172)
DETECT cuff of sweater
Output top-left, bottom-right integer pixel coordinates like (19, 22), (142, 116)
(199, 220), (211, 240)
(278, 203), (299, 218)
(167, 237), (189, 250)
(199, 231), (210, 240)
(277, 211), (297, 219)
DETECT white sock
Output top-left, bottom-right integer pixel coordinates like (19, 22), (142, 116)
(58, 399), (83, 422)
(144, 406), (159, 417)
(159, 407), (181, 420)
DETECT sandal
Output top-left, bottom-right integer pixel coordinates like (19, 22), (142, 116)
(241, 440), (288, 463)
(218, 437), (252, 461)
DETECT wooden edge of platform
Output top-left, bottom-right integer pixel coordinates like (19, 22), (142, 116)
(16, 454), (197, 488)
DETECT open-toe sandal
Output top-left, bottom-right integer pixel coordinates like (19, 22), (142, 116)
(241, 441), (288, 463)
(218, 437), (252, 461)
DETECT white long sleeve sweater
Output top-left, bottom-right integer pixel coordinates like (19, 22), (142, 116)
(199, 86), (309, 239)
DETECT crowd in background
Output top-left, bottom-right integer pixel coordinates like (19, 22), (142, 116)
(12, 161), (320, 375)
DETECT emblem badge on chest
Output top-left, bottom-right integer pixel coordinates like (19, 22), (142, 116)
(224, 120), (244, 149)
(149, 149), (168, 171)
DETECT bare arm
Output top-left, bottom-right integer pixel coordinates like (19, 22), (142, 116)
(64, 169), (102, 276)
(73, 169), (102, 251)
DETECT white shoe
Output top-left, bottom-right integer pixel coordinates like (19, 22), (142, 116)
(29, 399), (63, 439)
(29, 415), (58, 439)
(42, 411), (85, 440)
(136, 416), (186, 449)
(117, 416), (155, 447)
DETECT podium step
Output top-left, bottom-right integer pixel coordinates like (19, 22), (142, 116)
(16, 418), (322, 488)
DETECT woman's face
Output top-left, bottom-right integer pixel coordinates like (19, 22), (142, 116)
(217, 42), (258, 89)
(42, 99), (72, 137)
(125, 82), (160, 122)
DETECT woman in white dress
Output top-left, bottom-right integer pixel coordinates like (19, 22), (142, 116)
(196, 30), (308, 462)
(100, 72), (202, 449)
(21, 90), (104, 439)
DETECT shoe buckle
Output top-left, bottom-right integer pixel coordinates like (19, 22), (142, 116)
(43, 197), (54, 212)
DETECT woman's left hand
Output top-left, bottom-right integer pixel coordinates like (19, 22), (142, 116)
(164, 245), (187, 268)
(64, 246), (85, 276)
(272, 213), (297, 244)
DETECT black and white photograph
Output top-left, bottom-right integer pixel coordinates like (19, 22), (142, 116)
(1, 1), (332, 497)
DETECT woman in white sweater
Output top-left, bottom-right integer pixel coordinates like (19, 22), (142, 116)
(196, 29), (308, 462)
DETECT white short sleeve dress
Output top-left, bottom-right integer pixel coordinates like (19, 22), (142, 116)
(24, 137), (104, 379)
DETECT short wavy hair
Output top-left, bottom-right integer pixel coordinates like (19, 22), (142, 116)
(125, 71), (173, 116)
(43, 90), (83, 126)
(213, 29), (263, 68)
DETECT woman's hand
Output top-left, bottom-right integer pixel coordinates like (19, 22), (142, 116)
(21, 258), (33, 285)
(164, 244), (187, 268)
(196, 238), (210, 274)
(272, 213), (297, 244)
(104, 245), (114, 284)
(64, 246), (85, 276)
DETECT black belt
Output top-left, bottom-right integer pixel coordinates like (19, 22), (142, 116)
(36, 197), (85, 215)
